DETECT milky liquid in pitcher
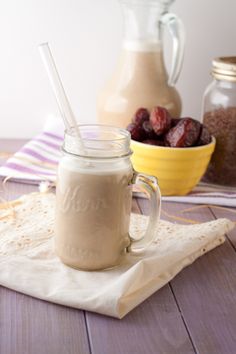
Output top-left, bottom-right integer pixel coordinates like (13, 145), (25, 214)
(55, 158), (133, 270)
(98, 41), (181, 128)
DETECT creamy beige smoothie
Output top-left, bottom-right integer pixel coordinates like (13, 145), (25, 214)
(98, 42), (181, 128)
(55, 156), (133, 270)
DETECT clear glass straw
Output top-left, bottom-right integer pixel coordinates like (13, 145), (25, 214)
(38, 42), (85, 152)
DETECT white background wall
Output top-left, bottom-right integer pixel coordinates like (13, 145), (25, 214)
(0, 0), (235, 138)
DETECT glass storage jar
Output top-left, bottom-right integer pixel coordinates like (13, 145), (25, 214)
(202, 57), (236, 186)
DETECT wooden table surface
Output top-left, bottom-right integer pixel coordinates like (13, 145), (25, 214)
(0, 139), (236, 354)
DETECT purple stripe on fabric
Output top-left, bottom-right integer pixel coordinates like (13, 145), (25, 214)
(20, 147), (59, 164)
(35, 138), (61, 150)
(6, 162), (56, 176)
(188, 194), (236, 199)
(31, 141), (61, 157)
(192, 189), (236, 194)
(43, 131), (64, 141)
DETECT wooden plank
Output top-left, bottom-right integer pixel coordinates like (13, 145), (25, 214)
(0, 287), (90, 354)
(138, 198), (236, 354)
(170, 239), (236, 354)
(208, 206), (236, 249)
(86, 285), (195, 354)
(0, 179), (38, 201)
(0, 141), (90, 354)
(86, 199), (195, 354)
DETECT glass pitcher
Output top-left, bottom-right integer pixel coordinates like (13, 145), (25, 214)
(97, 0), (185, 128)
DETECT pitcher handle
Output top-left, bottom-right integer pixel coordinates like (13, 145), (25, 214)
(127, 172), (161, 254)
(161, 13), (185, 86)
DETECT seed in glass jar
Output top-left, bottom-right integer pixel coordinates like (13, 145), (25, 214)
(127, 123), (145, 141)
(203, 107), (236, 186)
(150, 106), (171, 135)
(165, 118), (201, 147)
(132, 108), (149, 126)
(197, 125), (212, 146)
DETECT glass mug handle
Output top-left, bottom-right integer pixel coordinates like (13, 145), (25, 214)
(160, 12), (185, 86)
(127, 172), (161, 254)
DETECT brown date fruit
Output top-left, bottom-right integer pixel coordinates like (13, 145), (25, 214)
(142, 121), (156, 139)
(171, 117), (182, 127)
(127, 123), (145, 141)
(165, 118), (201, 147)
(197, 125), (212, 146)
(150, 106), (171, 135)
(142, 139), (165, 146)
(132, 108), (149, 126)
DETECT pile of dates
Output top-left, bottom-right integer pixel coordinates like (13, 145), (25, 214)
(127, 106), (212, 147)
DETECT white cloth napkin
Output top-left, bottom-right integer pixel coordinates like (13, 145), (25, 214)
(0, 192), (234, 318)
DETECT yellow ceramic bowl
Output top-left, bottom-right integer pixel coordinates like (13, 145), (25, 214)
(131, 137), (216, 196)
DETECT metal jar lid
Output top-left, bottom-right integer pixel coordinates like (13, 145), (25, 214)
(212, 57), (236, 82)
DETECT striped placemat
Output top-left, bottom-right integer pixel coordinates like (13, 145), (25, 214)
(162, 183), (236, 207)
(0, 118), (63, 184)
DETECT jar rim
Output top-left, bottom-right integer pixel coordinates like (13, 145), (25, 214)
(212, 56), (236, 82)
(63, 124), (132, 159)
(65, 124), (130, 141)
